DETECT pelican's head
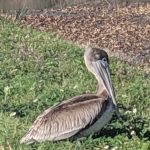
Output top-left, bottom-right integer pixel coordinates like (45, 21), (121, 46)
(84, 46), (117, 107)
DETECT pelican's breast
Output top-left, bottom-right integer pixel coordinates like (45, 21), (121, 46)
(75, 98), (114, 138)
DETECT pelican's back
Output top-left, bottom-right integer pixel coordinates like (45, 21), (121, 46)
(20, 94), (107, 144)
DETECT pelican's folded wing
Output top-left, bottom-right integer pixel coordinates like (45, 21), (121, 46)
(20, 96), (106, 144)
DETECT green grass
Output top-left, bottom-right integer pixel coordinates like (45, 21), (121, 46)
(0, 18), (150, 150)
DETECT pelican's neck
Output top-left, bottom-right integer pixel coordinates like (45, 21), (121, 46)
(84, 51), (108, 97)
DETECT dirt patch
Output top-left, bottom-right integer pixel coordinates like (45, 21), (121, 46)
(1, 2), (150, 72)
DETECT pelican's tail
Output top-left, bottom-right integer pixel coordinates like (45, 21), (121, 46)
(20, 132), (35, 145)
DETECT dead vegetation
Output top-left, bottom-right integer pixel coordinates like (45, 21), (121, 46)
(1, 2), (150, 71)
(20, 3), (150, 70)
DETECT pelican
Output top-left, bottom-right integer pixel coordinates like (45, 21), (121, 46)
(20, 46), (118, 144)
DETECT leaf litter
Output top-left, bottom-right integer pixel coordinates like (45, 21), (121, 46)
(1, 2), (150, 72)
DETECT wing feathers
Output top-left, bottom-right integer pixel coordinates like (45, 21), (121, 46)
(20, 96), (106, 144)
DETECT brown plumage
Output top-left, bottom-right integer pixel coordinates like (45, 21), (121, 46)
(20, 46), (118, 144)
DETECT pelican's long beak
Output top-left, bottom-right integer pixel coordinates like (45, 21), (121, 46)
(93, 60), (117, 108)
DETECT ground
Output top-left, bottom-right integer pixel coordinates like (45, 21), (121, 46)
(19, 2), (150, 70)
(0, 17), (150, 150)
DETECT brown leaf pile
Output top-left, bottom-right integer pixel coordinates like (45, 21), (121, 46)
(8, 3), (150, 69)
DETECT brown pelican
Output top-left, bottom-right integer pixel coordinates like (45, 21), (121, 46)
(20, 46), (118, 144)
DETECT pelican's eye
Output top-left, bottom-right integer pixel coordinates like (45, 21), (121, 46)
(101, 57), (108, 68)
(102, 57), (107, 62)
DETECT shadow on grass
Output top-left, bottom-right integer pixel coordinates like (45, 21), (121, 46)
(97, 118), (150, 140)
(94, 103), (150, 141)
